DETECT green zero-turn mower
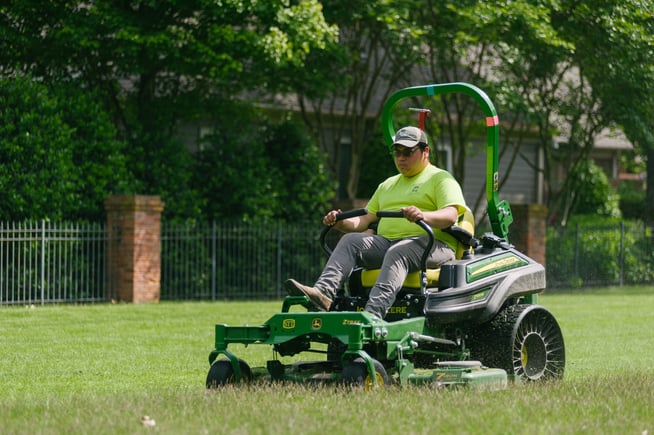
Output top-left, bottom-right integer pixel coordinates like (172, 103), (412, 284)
(206, 83), (565, 389)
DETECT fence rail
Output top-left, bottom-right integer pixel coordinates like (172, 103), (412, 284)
(546, 221), (654, 288)
(1, 220), (652, 305)
(160, 221), (326, 300)
(0, 221), (115, 305)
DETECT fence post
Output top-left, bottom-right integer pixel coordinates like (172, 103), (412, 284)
(40, 220), (46, 305)
(620, 220), (625, 287)
(104, 195), (165, 303)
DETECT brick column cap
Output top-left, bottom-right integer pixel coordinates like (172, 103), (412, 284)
(104, 195), (165, 213)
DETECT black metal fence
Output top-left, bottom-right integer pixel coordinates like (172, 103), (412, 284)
(0, 221), (114, 305)
(546, 221), (654, 288)
(1, 219), (652, 305)
(160, 221), (327, 300)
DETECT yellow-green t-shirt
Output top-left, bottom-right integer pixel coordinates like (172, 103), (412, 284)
(366, 164), (466, 252)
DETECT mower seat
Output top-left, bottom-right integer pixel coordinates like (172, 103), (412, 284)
(358, 208), (475, 291)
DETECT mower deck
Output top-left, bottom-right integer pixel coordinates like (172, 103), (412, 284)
(209, 307), (508, 389)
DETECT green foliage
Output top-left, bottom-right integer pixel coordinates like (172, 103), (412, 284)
(260, 118), (335, 220)
(127, 129), (203, 221)
(438, 0), (653, 222)
(550, 0), (654, 219)
(259, 0), (338, 66)
(193, 117), (274, 222)
(291, 0), (435, 200)
(52, 84), (135, 220)
(193, 106), (334, 222)
(618, 183), (646, 219)
(357, 136), (398, 199)
(1, 0), (339, 221)
(568, 159), (621, 218)
(618, 182), (646, 220)
(546, 216), (654, 287)
(0, 0), (338, 91)
(0, 77), (72, 220)
(2, 0), (652, 221)
(0, 76), (133, 221)
(557, 0), (654, 145)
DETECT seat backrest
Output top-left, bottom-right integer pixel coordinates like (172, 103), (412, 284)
(453, 207), (475, 259)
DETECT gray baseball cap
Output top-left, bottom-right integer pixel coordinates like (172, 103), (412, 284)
(393, 126), (428, 148)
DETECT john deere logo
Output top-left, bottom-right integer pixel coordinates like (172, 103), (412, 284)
(312, 318), (322, 329)
(282, 319), (295, 329)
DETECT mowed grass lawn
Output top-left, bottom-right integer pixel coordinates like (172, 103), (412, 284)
(1, 286), (652, 434)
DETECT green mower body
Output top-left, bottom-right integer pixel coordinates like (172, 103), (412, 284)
(206, 83), (565, 389)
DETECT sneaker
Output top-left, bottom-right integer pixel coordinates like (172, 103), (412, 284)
(284, 279), (332, 311)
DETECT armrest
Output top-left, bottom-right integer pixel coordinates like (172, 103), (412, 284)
(442, 225), (479, 249)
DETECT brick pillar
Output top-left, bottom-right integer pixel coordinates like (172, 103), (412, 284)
(510, 204), (547, 267)
(105, 195), (165, 303)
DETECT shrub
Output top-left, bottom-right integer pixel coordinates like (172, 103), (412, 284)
(0, 76), (133, 221)
(618, 182), (646, 220)
(569, 159), (621, 218)
(546, 215), (654, 288)
(193, 106), (334, 223)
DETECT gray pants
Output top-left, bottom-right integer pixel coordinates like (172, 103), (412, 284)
(315, 232), (455, 318)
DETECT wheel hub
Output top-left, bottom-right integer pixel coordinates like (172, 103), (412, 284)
(520, 332), (547, 379)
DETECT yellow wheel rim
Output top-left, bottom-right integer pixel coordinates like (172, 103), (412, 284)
(364, 372), (385, 390)
(521, 345), (529, 368)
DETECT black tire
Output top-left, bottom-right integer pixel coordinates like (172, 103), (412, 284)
(206, 358), (252, 388)
(469, 304), (565, 381)
(341, 357), (390, 388)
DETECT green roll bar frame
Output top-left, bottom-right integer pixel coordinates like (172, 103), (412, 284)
(380, 82), (513, 241)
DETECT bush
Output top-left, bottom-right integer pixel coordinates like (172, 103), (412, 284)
(618, 182), (646, 220)
(569, 159), (621, 218)
(357, 134), (397, 199)
(127, 129), (204, 221)
(193, 106), (334, 223)
(546, 215), (654, 288)
(0, 76), (134, 221)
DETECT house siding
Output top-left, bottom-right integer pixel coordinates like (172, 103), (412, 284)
(460, 140), (541, 218)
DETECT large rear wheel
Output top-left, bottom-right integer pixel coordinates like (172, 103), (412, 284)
(469, 304), (565, 381)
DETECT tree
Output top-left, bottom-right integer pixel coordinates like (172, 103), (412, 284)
(3, 0), (652, 225)
(293, 0), (653, 223)
(568, 159), (621, 218)
(292, 0), (427, 202)
(421, 0), (654, 225)
(552, 0), (654, 224)
(193, 104), (334, 222)
(1, 0), (339, 219)
(0, 76), (133, 221)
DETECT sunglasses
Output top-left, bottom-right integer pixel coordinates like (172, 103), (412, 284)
(392, 146), (421, 158)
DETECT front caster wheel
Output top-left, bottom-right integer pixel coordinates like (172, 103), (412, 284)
(206, 358), (252, 388)
(341, 357), (390, 389)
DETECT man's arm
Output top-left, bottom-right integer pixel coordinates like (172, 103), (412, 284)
(323, 209), (378, 233)
(401, 205), (459, 229)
